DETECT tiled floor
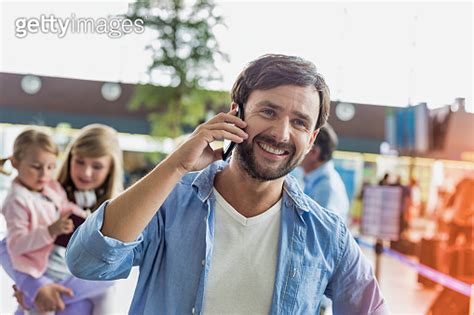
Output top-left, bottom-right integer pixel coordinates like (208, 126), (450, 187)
(1, 246), (441, 315)
(360, 246), (438, 315)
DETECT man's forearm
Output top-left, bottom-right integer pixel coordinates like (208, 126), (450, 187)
(101, 155), (185, 242)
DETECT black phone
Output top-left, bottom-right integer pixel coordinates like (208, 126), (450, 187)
(222, 104), (244, 160)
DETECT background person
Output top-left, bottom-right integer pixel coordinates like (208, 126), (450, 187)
(297, 124), (350, 224)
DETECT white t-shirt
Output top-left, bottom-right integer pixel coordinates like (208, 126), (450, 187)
(202, 188), (282, 315)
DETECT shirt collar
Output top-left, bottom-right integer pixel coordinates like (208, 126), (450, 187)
(191, 160), (228, 202)
(191, 161), (310, 213)
(283, 174), (311, 213)
(12, 177), (46, 196)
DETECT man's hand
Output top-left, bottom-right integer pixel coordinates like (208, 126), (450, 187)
(170, 108), (248, 174)
(34, 283), (74, 312)
(12, 285), (29, 310)
(48, 212), (74, 237)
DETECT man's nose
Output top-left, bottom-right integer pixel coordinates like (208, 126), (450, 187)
(269, 118), (291, 143)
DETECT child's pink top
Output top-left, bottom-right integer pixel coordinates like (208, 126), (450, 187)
(1, 178), (81, 278)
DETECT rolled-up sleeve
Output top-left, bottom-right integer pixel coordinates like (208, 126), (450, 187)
(66, 201), (143, 281)
(325, 222), (389, 315)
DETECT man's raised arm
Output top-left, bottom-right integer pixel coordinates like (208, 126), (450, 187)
(101, 109), (247, 242)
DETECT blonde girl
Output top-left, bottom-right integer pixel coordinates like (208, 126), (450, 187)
(58, 123), (123, 214)
(0, 128), (85, 313)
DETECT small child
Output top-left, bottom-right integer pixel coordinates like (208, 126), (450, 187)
(0, 129), (87, 297)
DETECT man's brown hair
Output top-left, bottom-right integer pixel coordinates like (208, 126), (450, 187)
(231, 54), (330, 130)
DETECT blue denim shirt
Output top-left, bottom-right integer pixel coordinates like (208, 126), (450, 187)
(66, 161), (388, 315)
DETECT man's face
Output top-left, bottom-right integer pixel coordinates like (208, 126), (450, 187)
(234, 85), (320, 181)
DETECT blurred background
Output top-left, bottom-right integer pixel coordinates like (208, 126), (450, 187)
(0, 0), (473, 314)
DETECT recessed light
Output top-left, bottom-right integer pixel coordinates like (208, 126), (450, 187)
(335, 102), (355, 121)
(101, 82), (122, 101)
(21, 75), (42, 95)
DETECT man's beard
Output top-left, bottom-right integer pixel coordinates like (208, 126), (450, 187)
(234, 134), (301, 181)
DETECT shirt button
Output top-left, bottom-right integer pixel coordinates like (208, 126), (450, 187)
(192, 307), (195, 314)
(292, 268), (297, 278)
(201, 259), (205, 266)
(204, 216), (207, 222)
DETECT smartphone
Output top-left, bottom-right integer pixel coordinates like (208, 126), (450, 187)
(222, 104), (244, 160)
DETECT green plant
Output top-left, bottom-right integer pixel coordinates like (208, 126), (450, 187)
(127, 0), (229, 138)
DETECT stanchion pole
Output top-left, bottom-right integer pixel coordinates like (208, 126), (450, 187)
(375, 239), (384, 282)
(470, 284), (474, 315)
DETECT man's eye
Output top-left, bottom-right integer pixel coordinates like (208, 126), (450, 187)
(262, 109), (275, 117)
(293, 119), (307, 128)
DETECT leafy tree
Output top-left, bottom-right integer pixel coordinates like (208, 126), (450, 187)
(126, 0), (229, 138)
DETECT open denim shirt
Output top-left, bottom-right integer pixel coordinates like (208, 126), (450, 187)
(66, 161), (388, 315)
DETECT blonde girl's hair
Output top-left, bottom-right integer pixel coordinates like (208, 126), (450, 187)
(57, 124), (123, 208)
(0, 128), (58, 175)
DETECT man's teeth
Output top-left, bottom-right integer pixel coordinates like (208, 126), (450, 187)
(260, 143), (285, 155)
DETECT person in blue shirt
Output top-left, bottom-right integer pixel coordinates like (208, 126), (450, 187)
(66, 54), (388, 315)
(297, 124), (350, 224)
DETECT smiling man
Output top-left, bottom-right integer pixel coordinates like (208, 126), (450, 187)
(66, 54), (388, 314)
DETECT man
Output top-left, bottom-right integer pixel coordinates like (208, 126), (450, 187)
(297, 124), (350, 224)
(66, 54), (388, 314)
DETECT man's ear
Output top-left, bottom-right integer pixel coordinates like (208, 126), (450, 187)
(312, 146), (322, 161)
(305, 129), (319, 155)
(10, 157), (18, 169)
(304, 146), (315, 160)
(230, 102), (239, 111)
